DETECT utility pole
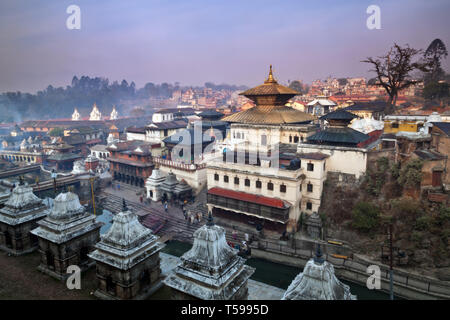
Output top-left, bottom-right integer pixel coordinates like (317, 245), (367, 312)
(389, 224), (394, 300)
(90, 176), (96, 216)
(51, 169), (57, 197)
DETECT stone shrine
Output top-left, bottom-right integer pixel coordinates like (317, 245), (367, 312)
(0, 180), (49, 255)
(31, 190), (102, 280)
(89, 200), (165, 300)
(282, 245), (356, 300)
(163, 214), (255, 300)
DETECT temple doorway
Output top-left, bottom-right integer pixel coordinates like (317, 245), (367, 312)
(4, 231), (12, 248)
(46, 250), (55, 270)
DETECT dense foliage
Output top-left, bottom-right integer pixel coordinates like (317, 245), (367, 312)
(397, 158), (423, 188)
(351, 201), (380, 233)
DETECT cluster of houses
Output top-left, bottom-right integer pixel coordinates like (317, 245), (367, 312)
(2, 66), (449, 240)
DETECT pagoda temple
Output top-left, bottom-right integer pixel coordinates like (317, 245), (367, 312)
(0, 179), (49, 255)
(282, 245), (356, 300)
(163, 214), (255, 300)
(222, 65), (315, 125)
(306, 109), (369, 148)
(88, 200), (165, 300)
(158, 171), (192, 202)
(89, 103), (102, 121)
(72, 108), (81, 121)
(31, 190), (102, 280)
(110, 106), (119, 120)
(206, 66), (318, 234)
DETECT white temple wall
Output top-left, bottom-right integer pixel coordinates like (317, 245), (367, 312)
(297, 144), (368, 179)
(126, 132), (146, 141)
(158, 165), (207, 192)
(206, 167), (302, 223)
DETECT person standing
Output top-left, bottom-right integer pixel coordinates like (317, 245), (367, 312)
(140, 196), (143, 203)
(232, 228), (237, 241)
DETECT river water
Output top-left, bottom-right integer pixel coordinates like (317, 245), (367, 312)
(95, 209), (397, 300)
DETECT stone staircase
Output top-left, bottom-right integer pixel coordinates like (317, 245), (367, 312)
(99, 191), (204, 242)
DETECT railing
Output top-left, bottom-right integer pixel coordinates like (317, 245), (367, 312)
(253, 238), (450, 299)
(153, 157), (206, 171)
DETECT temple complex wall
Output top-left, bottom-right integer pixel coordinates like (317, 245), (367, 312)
(207, 166), (302, 225)
(298, 144), (368, 179)
(299, 158), (327, 214)
(158, 164), (207, 192)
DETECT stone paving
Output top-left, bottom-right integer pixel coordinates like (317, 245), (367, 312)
(159, 252), (284, 300)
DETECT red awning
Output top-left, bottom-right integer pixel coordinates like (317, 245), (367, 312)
(207, 187), (289, 209)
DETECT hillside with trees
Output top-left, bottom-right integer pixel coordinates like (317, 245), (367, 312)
(0, 76), (247, 123)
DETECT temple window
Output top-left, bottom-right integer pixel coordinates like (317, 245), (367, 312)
(267, 182), (274, 191)
(214, 173), (219, 181)
(280, 184), (286, 193)
(261, 134), (267, 146)
(234, 177), (239, 185)
(245, 178), (250, 187)
(256, 180), (262, 189)
(307, 183), (313, 192)
(306, 202), (312, 210)
(224, 175), (229, 183)
(294, 136), (299, 143)
(307, 163), (314, 171)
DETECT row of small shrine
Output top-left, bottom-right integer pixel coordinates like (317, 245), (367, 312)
(0, 181), (355, 300)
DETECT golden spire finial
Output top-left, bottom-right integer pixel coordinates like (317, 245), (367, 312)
(265, 64), (276, 84)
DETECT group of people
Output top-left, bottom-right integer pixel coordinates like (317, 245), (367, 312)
(182, 206), (202, 224)
(228, 227), (252, 257)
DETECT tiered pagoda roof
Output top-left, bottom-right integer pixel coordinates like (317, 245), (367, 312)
(163, 214), (255, 299)
(88, 200), (164, 270)
(0, 181), (49, 225)
(31, 191), (102, 244)
(306, 109), (370, 147)
(222, 66), (315, 125)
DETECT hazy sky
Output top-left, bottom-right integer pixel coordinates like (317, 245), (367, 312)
(0, 0), (449, 93)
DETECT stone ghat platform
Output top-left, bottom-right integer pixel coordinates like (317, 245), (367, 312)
(159, 252), (284, 300)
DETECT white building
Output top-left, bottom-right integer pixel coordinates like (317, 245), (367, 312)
(206, 66), (318, 233)
(89, 103), (102, 121)
(72, 108), (81, 121)
(110, 106), (119, 120)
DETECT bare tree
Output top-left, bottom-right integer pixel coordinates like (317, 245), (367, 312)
(362, 43), (429, 107)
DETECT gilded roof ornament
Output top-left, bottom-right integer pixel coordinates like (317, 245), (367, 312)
(264, 65), (277, 84)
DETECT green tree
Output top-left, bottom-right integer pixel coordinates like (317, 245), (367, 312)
(422, 81), (449, 102)
(423, 39), (448, 84)
(48, 127), (64, 137)
(289, 80), (304, 94)
(398, 159), (423, 188)
(352, 201), (380, 233)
